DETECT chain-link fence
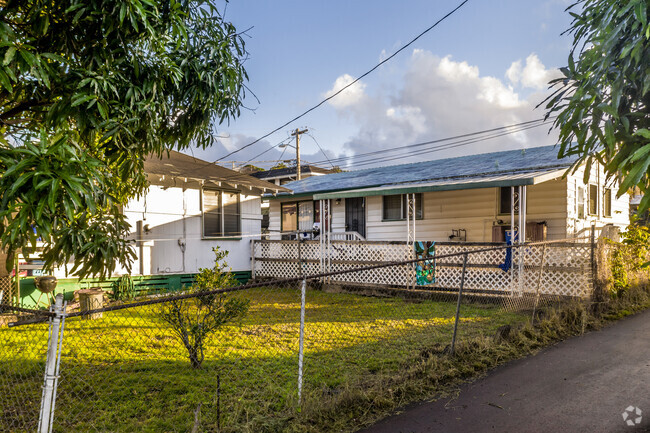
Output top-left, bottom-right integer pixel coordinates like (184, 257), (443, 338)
(0, 276), (16, 307)
(1, 239), (597, 433)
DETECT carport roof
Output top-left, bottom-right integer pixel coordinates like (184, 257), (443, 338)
(145, 150), (290, 194)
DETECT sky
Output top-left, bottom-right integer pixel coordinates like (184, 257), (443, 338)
(186, 0), (576, 171)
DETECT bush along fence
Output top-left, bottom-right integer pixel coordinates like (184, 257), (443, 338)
(0, 235), (646, 433)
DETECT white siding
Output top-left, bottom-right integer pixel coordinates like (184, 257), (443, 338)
(119, 185), (261, 274)
(566, 164), (629, 237)
(365, 180), (568, 242)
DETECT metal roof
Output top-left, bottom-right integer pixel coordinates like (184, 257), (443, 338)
(275, 145), (577, 198)
(314, 168), (566, 199)
(249, 165), (337, 180)
(144, 151), (290, 193)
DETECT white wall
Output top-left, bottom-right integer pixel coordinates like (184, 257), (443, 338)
(565, 164), (629, 237)
(119, 185), (261, 275)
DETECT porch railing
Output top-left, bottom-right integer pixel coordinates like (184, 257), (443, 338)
(315, 231), (365, 241)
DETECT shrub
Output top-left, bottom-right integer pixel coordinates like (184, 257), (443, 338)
(159, 247), (249, 368)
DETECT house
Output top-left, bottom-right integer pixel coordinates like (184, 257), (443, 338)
(119, 150), (290, 275)
(249, 164), (338, 186)
(247, 164), (338, 234)
(266, 145), (630, 243)
(13, 151), (288, 308)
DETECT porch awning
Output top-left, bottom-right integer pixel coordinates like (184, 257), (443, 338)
(313, 168), (565, 200)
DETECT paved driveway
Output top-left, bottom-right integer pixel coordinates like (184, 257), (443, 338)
(358, 309), (650, 433)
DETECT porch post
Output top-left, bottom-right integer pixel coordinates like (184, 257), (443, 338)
(411, 193), (416, 246)
(510, 186), (515, 295)
(327, 199), (332, 282)
(510, 186), (515, 241)
(518, 186), (523, 245)
(521, 185), (527, 243)
(406, 196), (410, 246)
(406, 193), (417, 289)
(517, 185), (524, 296)
(319, 199), (323, 277)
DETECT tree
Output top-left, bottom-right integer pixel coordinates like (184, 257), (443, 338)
(0, 1), (248, 277)
(544, 0), (650, 212)
(159, 247), (249, 369)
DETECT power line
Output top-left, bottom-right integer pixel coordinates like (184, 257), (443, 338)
(310, 117), (552, 166)
(346, 121), (554, 168)
(306, 132), (336, 169)
(215, 0), (471, 162)
(347, 122), (553, 168)
(235, 136), (293, 168)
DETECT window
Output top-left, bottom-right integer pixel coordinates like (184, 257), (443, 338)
(588, 184), (598, 215)
(382, 194), (423, 220)
(298, 201), (314, 232)
(577, 186), (586, 219)
(498, 187), (527, 215)
(281, 201), (318, 232)
(603, 188), (612, 217)
(499, 187), (511, 214)
(202, 189), (241, 237)
(281, 202), (298, 232)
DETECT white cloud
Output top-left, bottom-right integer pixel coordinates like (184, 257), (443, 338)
(324, 50), (561, 166)
(506, 60), (522, 85)
(323, 74), (367, 109)
(507, 54), (561, 90)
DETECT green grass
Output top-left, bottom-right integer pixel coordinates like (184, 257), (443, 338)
(0, 287), (525, 433)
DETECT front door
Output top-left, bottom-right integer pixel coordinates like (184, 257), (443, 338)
(345, 197), (366, 238)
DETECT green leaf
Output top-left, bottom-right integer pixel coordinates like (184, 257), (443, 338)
(0, 69), (12, 92)
(3, 46), (16, 66)
(634, 128), (650, 140)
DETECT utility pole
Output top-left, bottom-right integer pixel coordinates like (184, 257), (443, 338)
(291, 128), (308, 180)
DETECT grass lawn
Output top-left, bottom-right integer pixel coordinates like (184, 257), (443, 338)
(0, 286), (526, 433)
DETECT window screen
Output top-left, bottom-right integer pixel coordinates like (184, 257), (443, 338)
(589, 184), (598, 215)
(577, 186), (586, 219)
(603, 188), (612, 217)
(202, 189), (240, 237)
(281, 203), (298, 232)
(383, 194), (422, 220)
(383, 195), (403, 220)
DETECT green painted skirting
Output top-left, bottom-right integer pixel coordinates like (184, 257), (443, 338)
(19, 271), (252, 309)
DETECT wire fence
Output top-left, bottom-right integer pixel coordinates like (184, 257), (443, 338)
(1, 239), (599, 433)
(0, 276), (16, 307)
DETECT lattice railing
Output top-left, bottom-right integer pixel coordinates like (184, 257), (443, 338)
(252, 240), (593, 298)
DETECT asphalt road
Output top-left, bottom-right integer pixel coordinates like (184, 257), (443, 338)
(357, 308), (650, 433)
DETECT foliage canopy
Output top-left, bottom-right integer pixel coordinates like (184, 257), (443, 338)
(545, 0), (650, 211)
(0, 0), (248, 276)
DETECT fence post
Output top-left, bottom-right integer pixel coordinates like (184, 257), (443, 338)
(297, 278), (306, 405)
(38, 293), (66, 433)
(531, 244), (547, 325)
(250, 240), (256, 280)
(450, 253), (468, 356)
(590, 223), (596, 282)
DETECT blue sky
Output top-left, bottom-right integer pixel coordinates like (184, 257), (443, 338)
(188, 0), (575, 170)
